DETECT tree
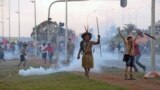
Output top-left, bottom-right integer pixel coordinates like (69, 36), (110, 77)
(31, 21), (78, 44)
(31, 21), (59, 43)
(123, 24), (138, 35)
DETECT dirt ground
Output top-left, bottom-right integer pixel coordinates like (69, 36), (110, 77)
(75, 68), (160, 90)
(1, 57), (160, 90)
(27, 57), (160, 90)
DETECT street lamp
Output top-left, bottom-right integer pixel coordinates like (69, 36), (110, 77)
(8, 0), (11, 41)
(16, 0), (21, 40)
(0, 0), (4, 38)
(48, 0), (88, 63)
(18, 0), (20, 40)
(144, 0), (160, 79)
(48, 0), (88, 21)
(30, 0), (38, 55)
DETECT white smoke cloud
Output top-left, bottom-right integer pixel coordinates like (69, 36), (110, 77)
(4, 52), (19, 60)
(18, 44), (119, 76)
(18, 23), (120, 76)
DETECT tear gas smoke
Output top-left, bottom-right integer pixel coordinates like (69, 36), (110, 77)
(19, 25), (120, 76)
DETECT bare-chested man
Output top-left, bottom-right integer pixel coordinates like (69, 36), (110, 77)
(118, 28), (138, 80)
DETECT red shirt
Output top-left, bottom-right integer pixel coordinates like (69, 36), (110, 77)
(134, 42), (141, 55)
(47, 46), (54, 53)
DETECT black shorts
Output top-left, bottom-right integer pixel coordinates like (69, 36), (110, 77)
(20, 55), (26, 62)
(125, 55), (134, 67)
(42, 53), (47, 59)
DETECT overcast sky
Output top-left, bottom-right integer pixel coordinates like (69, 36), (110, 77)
(0, 0), (160, 37)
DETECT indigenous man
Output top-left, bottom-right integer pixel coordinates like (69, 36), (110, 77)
(77, 27), (100, 78)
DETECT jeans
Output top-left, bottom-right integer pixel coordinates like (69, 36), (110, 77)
(48, 53), (53, 63)
(133, 54), (146, 72)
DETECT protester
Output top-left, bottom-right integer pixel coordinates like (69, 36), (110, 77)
(133, 41), (146, 72)
(47, 43), (54, 64)
(18, 44), (27, 67)
(77, 27), (100, 78)
(67, 38), (75, 64)
(0, 45), (5, 63)
(118, 28), (138, 80)
(41, 43), (47, 64)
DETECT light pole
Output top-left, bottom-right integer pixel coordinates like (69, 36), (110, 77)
(31, 0), (38, 55)
(144, 0), (160, 79)
(18, 0), (20, 40)
(48, 0), (88, 62)
(8, 0), (11, 41)
(65, 0), (68, 61)
(0, 0), (4, 38)
(151, 0), (156, 72)
(16, 0), (21, 40)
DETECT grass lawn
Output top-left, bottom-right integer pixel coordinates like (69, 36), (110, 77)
(0, 60), (128, 90)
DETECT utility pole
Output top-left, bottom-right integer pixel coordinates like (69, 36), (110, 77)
(8, 0), (11, 41)
(1, 0), (4, 38)
(151, 0), (155, 71)
(144, 0), (160, 79)
(65, 0), (68, 63)
(16, 0), (21, 40)
(31, 0), (38, 55)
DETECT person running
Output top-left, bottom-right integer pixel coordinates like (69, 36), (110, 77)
(77, 30), (100, 78)
(133, 41), (146, 72)
(118, 28), (138, 80)
(18, 44), (27, 67)
(47, 43), (54, 64)
(41, 43), (47, 64)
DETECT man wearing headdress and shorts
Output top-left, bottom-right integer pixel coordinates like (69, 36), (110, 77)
(77, 26), (100, 78)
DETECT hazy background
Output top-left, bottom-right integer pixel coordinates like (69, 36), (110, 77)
(0, 0), (160, 37)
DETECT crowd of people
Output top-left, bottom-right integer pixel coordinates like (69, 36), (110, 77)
(0, 38), (76, 67)
(0, 26), (155, 80)
(108, 40), (151, 55)
(118, 28), (147, 80)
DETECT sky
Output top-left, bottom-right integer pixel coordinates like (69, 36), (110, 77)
(0, 0), (160, 37)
